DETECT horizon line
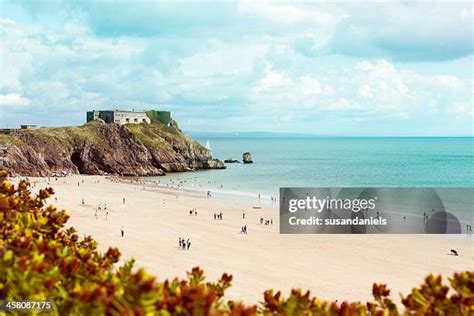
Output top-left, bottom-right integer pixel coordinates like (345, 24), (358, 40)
(187, 131), (474, 138)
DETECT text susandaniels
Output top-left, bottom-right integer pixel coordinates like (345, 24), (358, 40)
(289, 216), (387, 226)
(288, 196), (377, 213)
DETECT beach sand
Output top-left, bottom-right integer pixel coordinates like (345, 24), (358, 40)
(18, 175), (473, 304)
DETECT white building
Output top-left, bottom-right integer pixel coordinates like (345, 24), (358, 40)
(86, 110), (151, 125)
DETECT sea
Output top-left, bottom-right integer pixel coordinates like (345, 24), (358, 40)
(148, 137), (474, 197)
(144, 136), (474, 229)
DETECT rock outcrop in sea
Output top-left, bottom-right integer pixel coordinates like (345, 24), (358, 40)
(0, 120), (225, 177)
(242, 152), (253, 164)
(224, 158), (240, 163)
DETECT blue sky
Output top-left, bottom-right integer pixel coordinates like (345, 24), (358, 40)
(0, 0), (472, 135)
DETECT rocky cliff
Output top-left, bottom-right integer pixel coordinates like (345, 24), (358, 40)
(0, 120), (225, 177)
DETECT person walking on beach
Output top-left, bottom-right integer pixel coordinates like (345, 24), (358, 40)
(260, 217), (263, 225)
(186, 239), (191, 250)
(95, 210), (98, 219)
(105, 211), (108, 220)
(82, 198), (85, 205)
(121, 226), (125, 237)
(179, 237), (182, 248)
(243, 212), (245, 219)
(123, 197), (125, 204)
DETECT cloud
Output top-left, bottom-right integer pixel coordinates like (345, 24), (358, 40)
(300, 76), (322, 95)
(0, 93), (30, 106)
(179, 40), (268, 77)
(449, 101), (473, 119)
(432, 75), (463, 88)
(359, 84), (372, 97)
(326, 2), (473, 61)
(0, 0), (472, 134)
(255, 66), (292, 92)
(0, 17), (15, 24)
(248, 59), (470, 123)
(356, 60), (394, 73)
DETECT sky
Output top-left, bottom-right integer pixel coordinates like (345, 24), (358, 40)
(0, 0), (473, 135)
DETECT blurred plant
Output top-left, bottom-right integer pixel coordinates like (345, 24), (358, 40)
(0, 171), (472, 315)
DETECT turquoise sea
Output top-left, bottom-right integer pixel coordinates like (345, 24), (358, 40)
(153, 137), (474, 197)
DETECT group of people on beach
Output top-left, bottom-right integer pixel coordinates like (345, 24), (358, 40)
(189, 208), (198, 216)
(240, 225), (248, 234)
(214, 212), (224, 220)
(178, 237), (191, 250)
(98, 203), (107, 210)
(95, 209), (109, 220)
(260, 217), (273, 225)
(465, 224), (472, 234)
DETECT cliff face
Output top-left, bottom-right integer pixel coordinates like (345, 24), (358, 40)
(0, 121), (225, 177)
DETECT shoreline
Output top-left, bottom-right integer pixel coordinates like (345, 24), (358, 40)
(141, 174), (278, 202)
(11, 175), (473, 304)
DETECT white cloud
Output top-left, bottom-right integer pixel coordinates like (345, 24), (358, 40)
(180, 40), (268, 77)
(359, 84), (372, 97)
(0, 93), (30, 106)
(0, 17), (15, 25)
(255, 66), (292, 92)
(249, 57), (470, 122)
(239, 1), (306, 25)
(356, 59), (394, 74)
(238, 1), (340, 26)
(449, 102), (473, 119)
(300, 76), (322, 95)
(327, 98), (362, 111)
(433, 75), (462, 88)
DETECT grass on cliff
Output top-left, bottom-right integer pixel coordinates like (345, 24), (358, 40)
(1, 121), (209, 156)
(126, 122), (208, 155)
(2, 122), (108, 147)
(0, 134), (25, 147)
(125, 123), (173, 150)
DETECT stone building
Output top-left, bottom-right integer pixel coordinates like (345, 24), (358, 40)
(86, 110), (151, 125)
(20, 125), (38, 129)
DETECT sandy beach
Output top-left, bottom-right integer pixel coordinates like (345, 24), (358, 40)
(17, 175), (473, 304)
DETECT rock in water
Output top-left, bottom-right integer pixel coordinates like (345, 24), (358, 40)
(224, 158), (239, 163)
(242, 152), (253, 164)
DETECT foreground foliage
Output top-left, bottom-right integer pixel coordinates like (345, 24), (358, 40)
(0, 171), (472, 315)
